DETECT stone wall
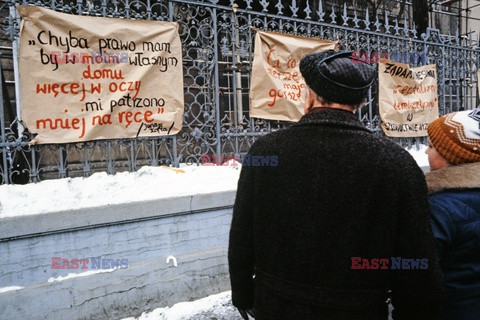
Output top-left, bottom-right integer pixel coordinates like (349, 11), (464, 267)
(0, 191), (236, 320)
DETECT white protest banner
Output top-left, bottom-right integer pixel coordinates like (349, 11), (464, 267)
(250, 30), (337, 122)
(18, 5), (183, 144)
(379, 61), (439, 137)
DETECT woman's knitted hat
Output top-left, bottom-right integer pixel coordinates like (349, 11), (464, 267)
(299, 50), (375, 105)
(427, 109), (480, 164)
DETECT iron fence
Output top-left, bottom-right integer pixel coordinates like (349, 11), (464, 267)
(1, 0), (479, 184)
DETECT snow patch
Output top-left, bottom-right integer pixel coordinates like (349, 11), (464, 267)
(121, 291), (239, 320)
(407, 144), (429, 169)
(0, 286), (24, 293)
(0, 165), (241, 218)
(47, 268), (118, 283)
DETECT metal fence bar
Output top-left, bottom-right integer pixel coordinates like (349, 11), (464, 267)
(0, 63), (8, 184)
(212, 6), (222, 161)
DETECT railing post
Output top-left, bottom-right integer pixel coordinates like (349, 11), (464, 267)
(212, 6), (222, 159)
(0, 61), (8, 184)
(169, 0), (180, 167)
(9, 5), (24, 138)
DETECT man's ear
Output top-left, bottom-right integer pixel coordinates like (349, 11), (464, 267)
(303, 88), (315, 114)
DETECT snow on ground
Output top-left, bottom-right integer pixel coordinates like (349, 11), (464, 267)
(121, 291), (243, 320)
(0, 147), (429, 218)
(0, 165), (241, 218)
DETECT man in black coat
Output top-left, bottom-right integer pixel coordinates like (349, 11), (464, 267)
(228, 51), (445, 319)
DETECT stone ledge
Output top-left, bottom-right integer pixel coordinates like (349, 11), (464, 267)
(0, 190), (236, 240)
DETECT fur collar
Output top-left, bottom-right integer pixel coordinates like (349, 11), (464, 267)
(425, 162), (480, 195)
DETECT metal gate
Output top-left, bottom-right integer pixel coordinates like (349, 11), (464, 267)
(1, 0), (479, 184)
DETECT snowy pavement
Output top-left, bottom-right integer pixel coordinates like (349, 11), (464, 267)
(121, 291), (243, 320)
(120, 290), (393, 320)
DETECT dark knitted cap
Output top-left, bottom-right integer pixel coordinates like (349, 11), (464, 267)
(299, 50), (376, 105)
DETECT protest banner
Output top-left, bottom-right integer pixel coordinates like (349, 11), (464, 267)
(249, 30), (337, 122)
(18, 5), (183, 144)
(379, 61), (439, 137)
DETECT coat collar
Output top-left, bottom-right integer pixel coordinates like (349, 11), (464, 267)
(425, 162), (480, 195)
(293, 108), (372, 133)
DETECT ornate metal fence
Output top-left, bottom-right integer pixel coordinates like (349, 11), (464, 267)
(1, 0), (479, 184)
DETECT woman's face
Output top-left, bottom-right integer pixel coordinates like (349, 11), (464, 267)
(425, 144), (450, 171)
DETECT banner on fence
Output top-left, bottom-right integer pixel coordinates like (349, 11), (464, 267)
(249, 30), (337, 122)
(18, 5), (183, 144)
(379, 61), (439, 137)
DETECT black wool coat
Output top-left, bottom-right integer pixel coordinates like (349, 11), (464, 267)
(228, 108), (445, 320)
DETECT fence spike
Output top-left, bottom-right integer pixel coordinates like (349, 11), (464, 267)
(275, 0), (283, 15)
(245, 0), (252, 10)
(317, 0), (325, 22)
(374, 12), (381, 32)
(394, 18), (400, 35)
(290, 0), (299, 18)
(353, 9), (359, 28)
(384, 12), (390, 34)
(305, 0), (312, 20)
(260, 0), (269, 12)
(330, 4), (337, 24)
(342, 2), (349, 26)
(403, 16), (409, 36)
(364, 7), (370, 30)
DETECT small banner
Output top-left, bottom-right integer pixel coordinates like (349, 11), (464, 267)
(18, 6), (183, 144)
(249, 30), (337, 122)
(379, 61), (439, 137)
